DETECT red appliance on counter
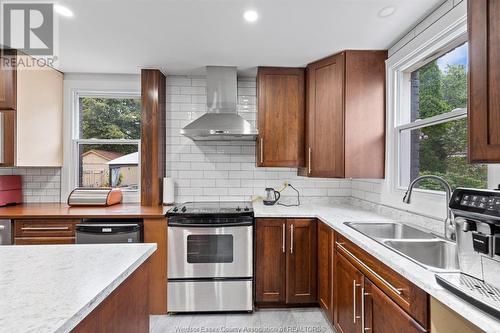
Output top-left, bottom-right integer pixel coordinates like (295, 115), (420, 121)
(0, 175), (23, 206)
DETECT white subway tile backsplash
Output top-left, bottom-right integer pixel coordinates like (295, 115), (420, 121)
(191, 179), (216, 187)
(203, 170), (229, 179)
(191, 95), (207, 104)
(180, 86), (206, 95)
(0, 167), (61, 203)
(170, 95), (192, 103)
(203, 187), (228, 196)
(191, 78), (207, 87)
(167, 77), (191, 86)
(165, 75), (352, 202)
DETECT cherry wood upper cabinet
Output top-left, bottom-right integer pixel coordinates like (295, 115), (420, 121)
(257, 67), (305, 167)
(468, 0), (500, 162)
(301, 53), (345, 177)
(0, 49), (17, 111)
(255, 219), (287, 304)
(299, 50), (387, 178)
(286, 219), (317, 304)
(317, 221), (334, 323)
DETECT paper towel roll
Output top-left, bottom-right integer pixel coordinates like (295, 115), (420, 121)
(163, 177), (175, 205)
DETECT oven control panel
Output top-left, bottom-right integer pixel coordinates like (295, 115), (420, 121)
(450, 188), (500, 219)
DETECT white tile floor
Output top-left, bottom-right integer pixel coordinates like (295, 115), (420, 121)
(150, 308), (336, 333)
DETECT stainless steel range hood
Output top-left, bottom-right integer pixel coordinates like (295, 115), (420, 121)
(180, 66), (257, 141)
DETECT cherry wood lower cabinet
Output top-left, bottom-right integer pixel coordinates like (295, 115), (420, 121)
(72, 259), (150, 333)
(317, 221), (334, 322)
(13, 219), (80, 245)
(144, 217), (168, 315)
(333, 234), (429, 333)
(364, 278), (427, 333)
(255, 218), (317, 306)
(255, 219), (287, 303)
(334, 251), (363, 333)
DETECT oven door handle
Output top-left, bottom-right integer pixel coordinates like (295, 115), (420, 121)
(167, 222), (254, 227)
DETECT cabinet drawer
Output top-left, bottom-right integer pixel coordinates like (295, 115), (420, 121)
(14, 237), (75, 245)
(335, 234), (428, 329)
(14, 219), (80, 238)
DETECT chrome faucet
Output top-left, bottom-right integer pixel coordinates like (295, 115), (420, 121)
(402, 175), (455, 241)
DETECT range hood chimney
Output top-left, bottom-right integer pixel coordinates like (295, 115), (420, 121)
(180, 66), (257, 141)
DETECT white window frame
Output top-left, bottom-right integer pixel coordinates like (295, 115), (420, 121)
(70, 90), (141, 202)
(382, 4), (470, 218)
(396, 33), (468, 191)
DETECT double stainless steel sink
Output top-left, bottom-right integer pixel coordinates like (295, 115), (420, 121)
(345, 222), (459, 272)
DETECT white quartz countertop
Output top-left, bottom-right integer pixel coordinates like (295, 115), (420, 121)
(253, 202), (500, 333)
(0, 243), (156, 333)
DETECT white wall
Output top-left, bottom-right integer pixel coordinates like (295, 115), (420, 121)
(166, 75), (352, 203)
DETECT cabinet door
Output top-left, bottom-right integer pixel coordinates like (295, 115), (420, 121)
(14, 219), (80, 238)
(304, 53), (345, 178)
(334, 252), (363, 333)
(16, 53), (63, 166)
(257, 67), (305, 167)
(255, 219), (287, 304)
(468, 0), (500, 162)
(286, 219), (317, 304)
(364, 278), (427, 333)
(344, 50), (386, 178)
(0, 49), (16, 111)
(318, 221), (334, 322)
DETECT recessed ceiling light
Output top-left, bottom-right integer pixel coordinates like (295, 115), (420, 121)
(378, 5), (397, 18)
(54, 4), (74, 18)
(243, 10), (258, 23)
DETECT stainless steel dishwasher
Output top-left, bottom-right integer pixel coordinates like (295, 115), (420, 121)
(75, 218), (143, 244)
(0, 219), (12, 245)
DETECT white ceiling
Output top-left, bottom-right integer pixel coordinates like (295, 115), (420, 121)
(52, 0), (443, 75)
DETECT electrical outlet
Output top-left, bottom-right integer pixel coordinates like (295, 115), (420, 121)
(283, 181), (289, 187)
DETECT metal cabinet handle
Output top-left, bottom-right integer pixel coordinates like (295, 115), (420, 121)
(21, 226), (70, 231)
(363, 289), (371, 332)
(260, 137), (264, 164)
(282, 223), (285, 253)
(308, 147), (312, 174)
(353, 280), (362, 323)
(336, 242), (404, 296)
(290, 224), (294, 254)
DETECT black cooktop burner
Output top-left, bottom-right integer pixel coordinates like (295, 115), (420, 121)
(167, 201), (253, 216)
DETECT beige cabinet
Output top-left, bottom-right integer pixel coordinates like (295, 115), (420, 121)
(0, 50), (63, 167)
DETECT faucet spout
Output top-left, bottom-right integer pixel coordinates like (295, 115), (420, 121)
(402, 175), (455, 240)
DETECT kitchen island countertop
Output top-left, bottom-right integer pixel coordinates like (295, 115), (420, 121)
(0, 243), (156, 333)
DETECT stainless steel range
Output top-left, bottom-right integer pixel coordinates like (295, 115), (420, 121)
(167, 202), (254, 313)
(436, 188), (500, 319)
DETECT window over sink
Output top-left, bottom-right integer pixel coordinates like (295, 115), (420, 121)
(397, 41), (488, 192)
